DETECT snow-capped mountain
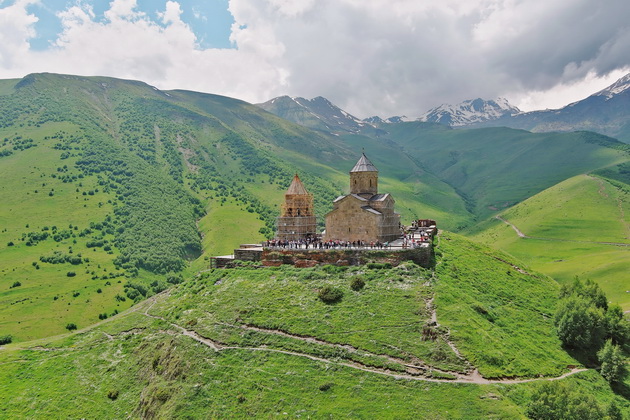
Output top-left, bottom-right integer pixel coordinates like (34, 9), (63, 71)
(257, 96), (373, 134)
(258, 73), (630, 143)
(591, 72), (630, 99)
(418, 98), (521, 127)
(477, 72), (630, 142)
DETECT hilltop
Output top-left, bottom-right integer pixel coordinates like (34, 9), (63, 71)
(2, 233), (626, 418)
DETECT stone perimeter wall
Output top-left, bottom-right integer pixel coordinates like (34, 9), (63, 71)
(260, 247), (433, 269)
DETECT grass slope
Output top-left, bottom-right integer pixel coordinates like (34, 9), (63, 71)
(471, 174), (630, 310)
(383, 122), (629, 222)
(1, 233), (628, 418)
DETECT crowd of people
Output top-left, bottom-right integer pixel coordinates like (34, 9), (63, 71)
(264, 238), (391, 250)
(264, 230), (432, 250)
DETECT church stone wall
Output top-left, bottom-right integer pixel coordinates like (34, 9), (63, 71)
(325, 198), (380, 242)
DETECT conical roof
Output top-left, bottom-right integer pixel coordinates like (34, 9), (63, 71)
(350, 152), (378, 173)
(286, 173), (309, 195)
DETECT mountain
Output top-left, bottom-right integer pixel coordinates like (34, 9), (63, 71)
(475, 73), (630, 143)
(1, 73), (629, 418)
(418, 98), (520, 126)
(257, 95), (376, 134)
(257, 93), (629, 224)
(0, 73), (476, 342)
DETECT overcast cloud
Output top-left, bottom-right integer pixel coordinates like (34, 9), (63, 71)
(0, 0), (629, 118)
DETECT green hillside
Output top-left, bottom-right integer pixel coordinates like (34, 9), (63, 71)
(472, 174), (630, 310)
(2, 233), (626, 418)
(382, 122), (629, 222)
(0, 73), (469, 342)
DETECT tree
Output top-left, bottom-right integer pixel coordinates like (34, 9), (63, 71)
(598, 339), (627, 384)
(606, 401), (623, 420)
(604, 304), (630, 347)
(554, 295), (605, 350)
(560, 277), (607, 310)
(527, 381), (603, 420)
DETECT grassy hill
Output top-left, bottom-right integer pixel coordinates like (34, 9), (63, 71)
(471, 174), (630, 310)
(1, 233), (626, 418)
(0, 73), (472, 343)
(378, 122), (629, 222)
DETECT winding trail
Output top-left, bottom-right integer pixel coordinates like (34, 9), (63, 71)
(140, 294), (588, 385)
(496, 216), (630, 247)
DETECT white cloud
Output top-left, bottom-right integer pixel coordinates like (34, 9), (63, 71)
(0, 0), (629, 117)
(0, 0), (39, 69)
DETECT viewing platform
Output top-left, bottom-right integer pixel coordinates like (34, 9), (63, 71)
(211, 229), (436, 269)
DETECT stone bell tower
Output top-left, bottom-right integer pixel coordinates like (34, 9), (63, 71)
(275, 174), (317, 240)
(350, 152), (378, 197)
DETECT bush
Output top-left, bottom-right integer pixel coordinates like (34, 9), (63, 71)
(10, 281), (21, 288)
(527, 381), (603, 419)
(318, 286), (343, 303)
(318, 383), (333, 391)
(67, 271), (76, 277)
(367, 262), (392, 269)
(65, 323), (77, 331)
(166, 275), (183, 285)
(350, 276), (365, 291)
(598, 339), (627, 384)
(107, 389), (119, 400)
(0, 335), (12, 345)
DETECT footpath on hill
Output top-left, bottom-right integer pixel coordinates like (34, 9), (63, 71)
(496, 216), (630, 247)
(127, 282), (587, 385)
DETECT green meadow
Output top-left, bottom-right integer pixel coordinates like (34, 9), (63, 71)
(472, 174), (630, 310)
(1, 234), (628, 418)
(0, 73), (629, 417)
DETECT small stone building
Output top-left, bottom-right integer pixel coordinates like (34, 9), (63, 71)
(276, 174), (317, 240)
(325, 153), (400, 242)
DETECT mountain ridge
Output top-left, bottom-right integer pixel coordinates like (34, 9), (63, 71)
(259, 72), (630, 143)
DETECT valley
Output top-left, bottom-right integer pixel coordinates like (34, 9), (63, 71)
(0, 73), (628, 418)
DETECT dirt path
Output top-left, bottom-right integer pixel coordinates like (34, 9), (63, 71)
(496, 216), (630, 247)
(138, 291), (589, 385)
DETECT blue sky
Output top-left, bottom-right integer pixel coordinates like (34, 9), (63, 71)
(0, 0), (629, 118)
(24, 0), (234, 50)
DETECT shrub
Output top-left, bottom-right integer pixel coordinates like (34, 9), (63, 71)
(318, 286), (343, 303)
(0, 335), (12, 345)
(67, 271), (76, 277)
(367, 262), (392, 269)
(107, 389), (119, 400)
(527, 381), (603, 420)
(65, 323), (77, 331)
(10, 281), (21, 288)
(350, 276), (365, 291)
(166, 275), (183, 285)
(319, 383), (333, 391)
(7, 241), (14, 246)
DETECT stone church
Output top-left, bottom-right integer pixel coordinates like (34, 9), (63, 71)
(325, 153), (400, 242)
